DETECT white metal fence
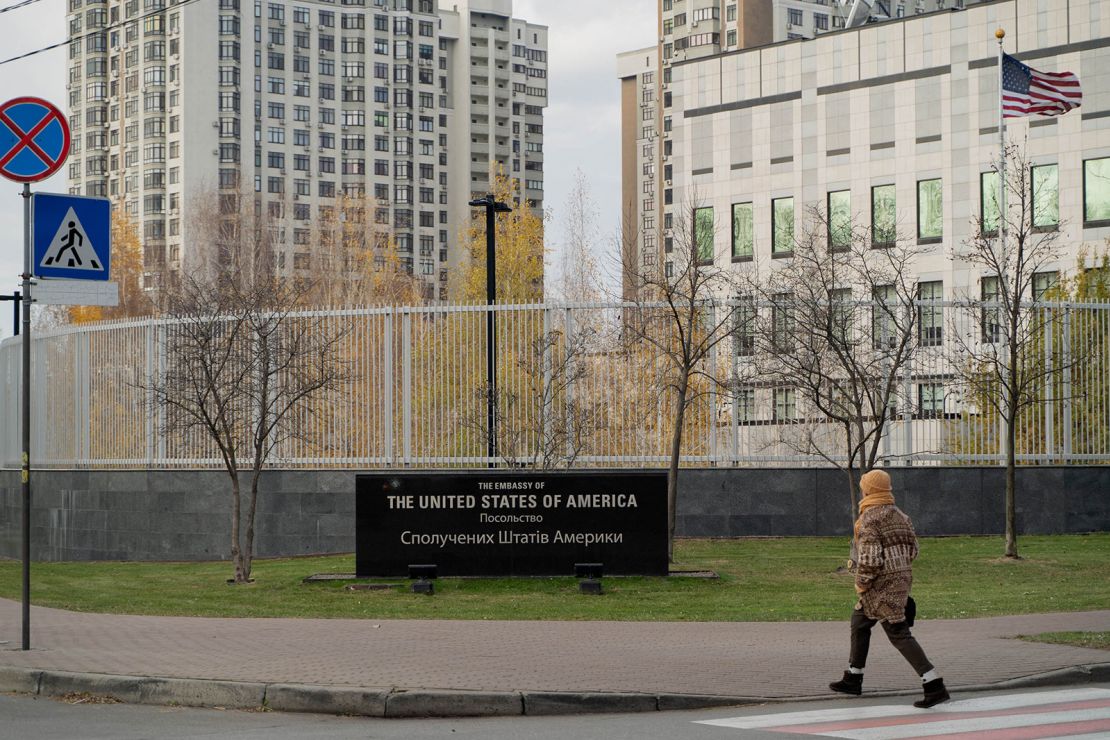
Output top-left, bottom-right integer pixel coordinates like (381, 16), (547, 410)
(2, 300), (1108, 469)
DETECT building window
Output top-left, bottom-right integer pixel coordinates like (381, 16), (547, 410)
(918, 383), (944, 418)
(872, 184), (896, 247)
(736, 387), (754, 422)
(787, 8), (803, 25)
(772, 292), (794, 352)
(773, 387), (797, 421)
(1032, 164), (1059, 230)
(917, 280), (943, 346)
(917, 178), (942, 242)
(735, 297), (755, 356)
(980, 171), (1000, 236)
(981, 275), (1001, 344)
(814, 13), (828, 30)
(829, 288), (853, 344)
(694, 206), (714, 264)
(772, 197), (794, 255)
(871, 284), (896, 350)
(1085, 157), (1110, 225)
(828, 190), (851, 251)
(1033, 270), (1059, 301)
(731, 202), (753, 260)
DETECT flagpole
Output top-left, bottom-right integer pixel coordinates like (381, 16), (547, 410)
(996, 27), (1008, 472)
(996, 27), (1006, 260)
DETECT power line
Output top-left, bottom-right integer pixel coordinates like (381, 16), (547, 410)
(0, 0), (47, 14)
(0, 0), (205, 67)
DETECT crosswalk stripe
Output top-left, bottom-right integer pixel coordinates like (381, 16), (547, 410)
(770, 699), (1110, 735)
(694, 689), (1110, 734)
(814, 708), (1110, 739)
(899, 718), (1110, 740)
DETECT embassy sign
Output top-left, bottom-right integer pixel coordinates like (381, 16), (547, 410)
(356, 471), (668, 577)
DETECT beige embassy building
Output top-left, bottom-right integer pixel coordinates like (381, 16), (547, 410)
(620, 0), (978, 300)
(631, 0), (1110, 298)
(64, 0), (547, 299)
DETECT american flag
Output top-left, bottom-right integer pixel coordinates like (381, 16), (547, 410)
(1002, 53), (1081, 118)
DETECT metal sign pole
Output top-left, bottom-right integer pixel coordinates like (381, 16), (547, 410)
(21, 182), (32, 651)
(0, 96), (72, 652)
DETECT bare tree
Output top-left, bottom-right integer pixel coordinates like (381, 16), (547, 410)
(948, 142), (1072, 559)
(555, 168), (603, 303)
(149, 272), (347, 583)
(739, 205), (923, 526)
(621, 195), (740, 561)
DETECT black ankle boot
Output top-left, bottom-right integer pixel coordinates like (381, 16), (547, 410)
(913, 678), (950, 708)
(829, 671), (863, 696)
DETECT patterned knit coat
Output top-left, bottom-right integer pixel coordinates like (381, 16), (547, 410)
(855, 504), (918, 623)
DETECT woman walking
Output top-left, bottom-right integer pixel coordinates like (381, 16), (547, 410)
(829, 469), (950, 708)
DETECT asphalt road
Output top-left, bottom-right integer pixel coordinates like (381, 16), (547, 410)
(4, 684), (1110, 740)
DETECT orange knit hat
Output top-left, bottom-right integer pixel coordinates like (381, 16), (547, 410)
(860, 469), (892, 497)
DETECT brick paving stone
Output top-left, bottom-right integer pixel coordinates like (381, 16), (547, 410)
(0, 599), (1107, 698)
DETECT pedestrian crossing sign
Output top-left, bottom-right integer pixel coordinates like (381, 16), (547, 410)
(32, 192), (111, 280)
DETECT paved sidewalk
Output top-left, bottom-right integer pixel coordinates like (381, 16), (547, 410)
(1, 599), (1107, 716)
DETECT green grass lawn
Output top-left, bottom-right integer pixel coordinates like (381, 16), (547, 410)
(0, 534), (1107, 622)
(1018, 632), (1110, 650)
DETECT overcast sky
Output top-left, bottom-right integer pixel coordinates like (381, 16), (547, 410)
(0, 0), (655, 335)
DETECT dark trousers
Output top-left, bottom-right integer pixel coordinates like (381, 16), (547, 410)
(849, 610), (934, 676)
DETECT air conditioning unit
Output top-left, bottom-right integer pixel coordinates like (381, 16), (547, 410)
(267, 42), (274, 49)
(212, 149), (219, 155)
(318, 146), (324, 152)
(212, 121), (219, 127)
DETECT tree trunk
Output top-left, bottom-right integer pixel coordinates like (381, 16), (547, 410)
(1004, 411), (1019, 559)
(243, 464), (262, 583)
(845, 463), (859, 533)
(230, 472), (247, 583)
(666, 375), (689, 564)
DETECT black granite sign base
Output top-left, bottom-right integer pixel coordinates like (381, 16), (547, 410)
(355, 471), (668, 577)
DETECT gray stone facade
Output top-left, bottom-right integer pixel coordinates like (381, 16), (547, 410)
(1, 467), (1107, 561)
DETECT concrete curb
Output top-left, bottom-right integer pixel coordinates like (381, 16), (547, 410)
(1, 663), (1108, 718)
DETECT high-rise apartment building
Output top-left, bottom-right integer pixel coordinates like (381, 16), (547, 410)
(64, 0), (546, 301)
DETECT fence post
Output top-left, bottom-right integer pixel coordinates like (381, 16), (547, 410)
(145, 322), (154, 465)
(730, 302), (739, 466)
(707, 303), (718, 466)
(564, 307), (574, 463)
(1043, 306), (1054, 464)
(903, 304), (914, 465)
(401, 308), (412, 466)
(384, 308), (394, 467)
(1061, 306), (1072, 462)
(542, 307), (552, 463)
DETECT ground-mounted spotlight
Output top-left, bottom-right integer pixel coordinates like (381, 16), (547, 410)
(409, 563), (437, 595)
(578, 579), (602, 595)
(575, 562), (604, 595)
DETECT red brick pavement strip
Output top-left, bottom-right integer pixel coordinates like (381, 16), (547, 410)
(1, 600), (1107, 700)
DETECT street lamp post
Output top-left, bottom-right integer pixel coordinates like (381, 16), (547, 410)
(468, 194), (512, 466)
